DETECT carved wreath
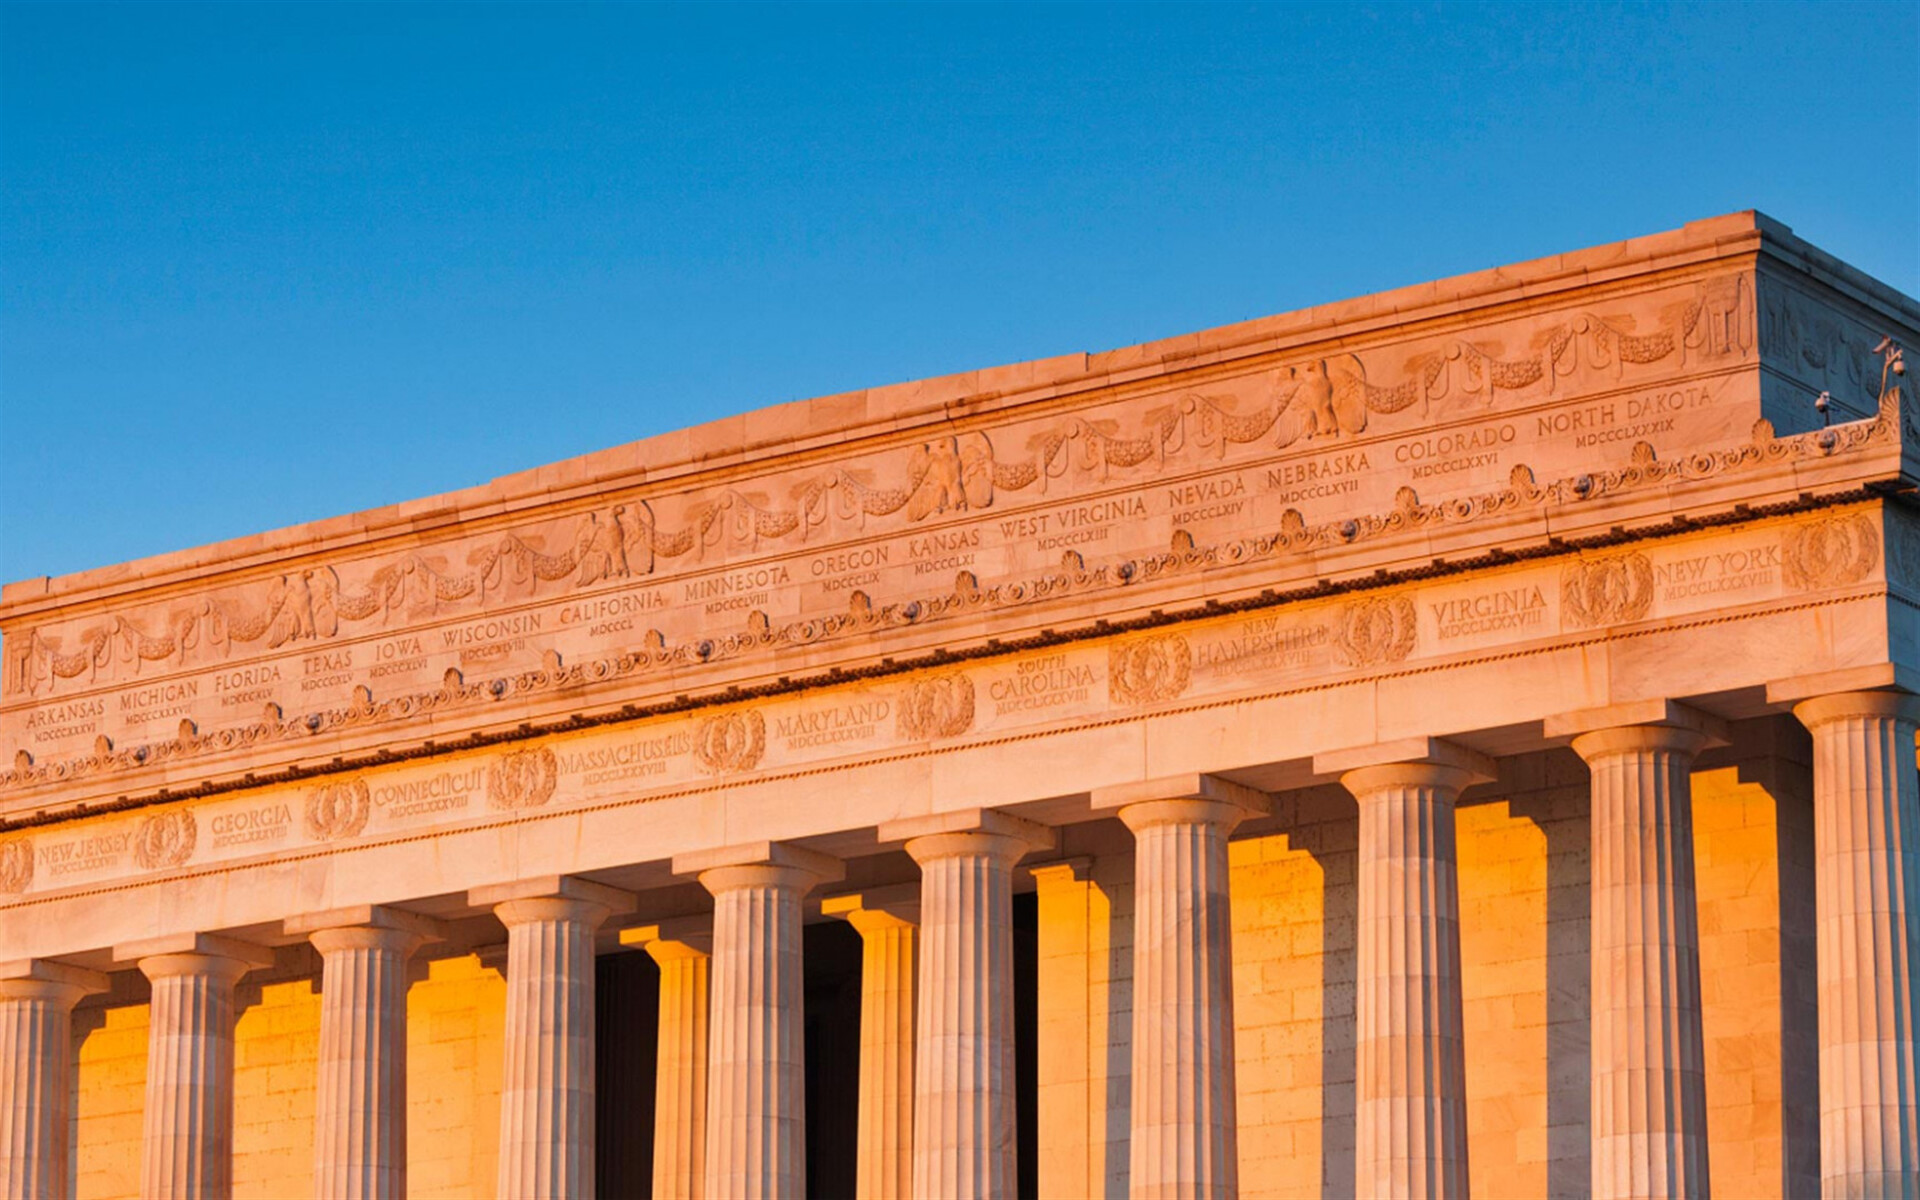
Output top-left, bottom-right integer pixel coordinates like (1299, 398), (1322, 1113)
(305, 778), (371, 841)
(0, 837), (32, 894)
(1560, 553), (1656, 629)
(1332, 596), (1418, 667)
(488, 746), (559, 811)
(133, 809), (197, 871)
(896, 673), (977, 740)
(1108, 636), (1193, 705)
(694, 710), (767, 775)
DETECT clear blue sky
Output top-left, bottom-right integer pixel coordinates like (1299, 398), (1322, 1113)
(2, 1), (1915, 587)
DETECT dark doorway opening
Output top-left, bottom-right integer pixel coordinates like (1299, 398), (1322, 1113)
(596, 949), (661, 1199)
(805, 918), (864, 1198)
(1013, 889), (1039, 1200)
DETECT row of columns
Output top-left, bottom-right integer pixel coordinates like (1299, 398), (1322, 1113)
(0, 689), (1914, 1198)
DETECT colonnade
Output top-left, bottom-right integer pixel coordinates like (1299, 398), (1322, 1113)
(0, 689), (1916, 1198)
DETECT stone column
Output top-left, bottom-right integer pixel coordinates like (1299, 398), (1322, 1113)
(1790, 690), (1920, 1195)
(879, 809), (1054, 1200)
(823, 885), (921, 1200)
(1549, 702), (1720, 1200)
(283, 906), (445, 1200)
(1093, 775), (1269, 1200)
(469, 876), (634, 1200)
(113, 933), (273, 1200)
(618, 918), (712, 1200)
(1318, 738), (1491, 1200)
(672, 842), (843, 1200)
(0, 960), (108, 1200)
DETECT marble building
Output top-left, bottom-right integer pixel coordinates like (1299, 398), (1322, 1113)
(0, 211), (1916, 1199)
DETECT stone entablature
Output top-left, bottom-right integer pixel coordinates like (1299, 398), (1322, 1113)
(0, 500), (1903, 939)
(2, 213), (1915, 815)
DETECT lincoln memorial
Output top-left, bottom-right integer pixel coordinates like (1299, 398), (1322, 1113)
(3, 211), (1917, 1199)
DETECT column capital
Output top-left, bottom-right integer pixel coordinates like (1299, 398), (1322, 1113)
(112, 932), (274, 977)
(0, 958), (109, 1004)
(1547, 699), (1728, 759)
(822, 882), (921, 931)
(672, 841), (844, 894)
(1766, 662), (1920, 706)
(1092, 772), (1271, 832)
(880, 807), (1056, 865)
(1546, 697), (1728, 740)
(284, 903), (449, 942)
(618, 916), (713, 961)
(469, 874), (636, 927)
(1316, 735), (1495, 793)
(1791, 688), (1920, 728)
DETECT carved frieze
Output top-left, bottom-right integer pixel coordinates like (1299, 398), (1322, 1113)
(5, 270), (1914, 801)
(3, 274), (1759, 706)
(1, 380), (1907, 800)
(0, 500), (1901, 902)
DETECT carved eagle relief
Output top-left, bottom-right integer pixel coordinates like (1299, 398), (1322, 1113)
(904, 434), (994, 522)
(264, 568), (340, 647)
(1271, 354), (1372, 448)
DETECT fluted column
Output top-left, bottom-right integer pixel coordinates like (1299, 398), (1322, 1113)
(1792, 690), (1920, 1197)
(824, 885), (921, 1200)
(1320, 739), (1491, 1200)
(284, 906), (444, 1200)
(673, 842), (843, 1200)
(618, 919), (712, 1200)
(114, 934), (272, 1200)
(469, 876), (634, 1200)
(1094, 775), (1269, 1200)
(1550, 702), (1718, 1200)
(881, 808), (1054, 1200)
(0, 960), (108, 1200)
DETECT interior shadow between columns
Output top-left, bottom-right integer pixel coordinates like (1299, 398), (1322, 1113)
(1274, 784), (1357, 1200)
(1512, 755), (1591, 1200)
